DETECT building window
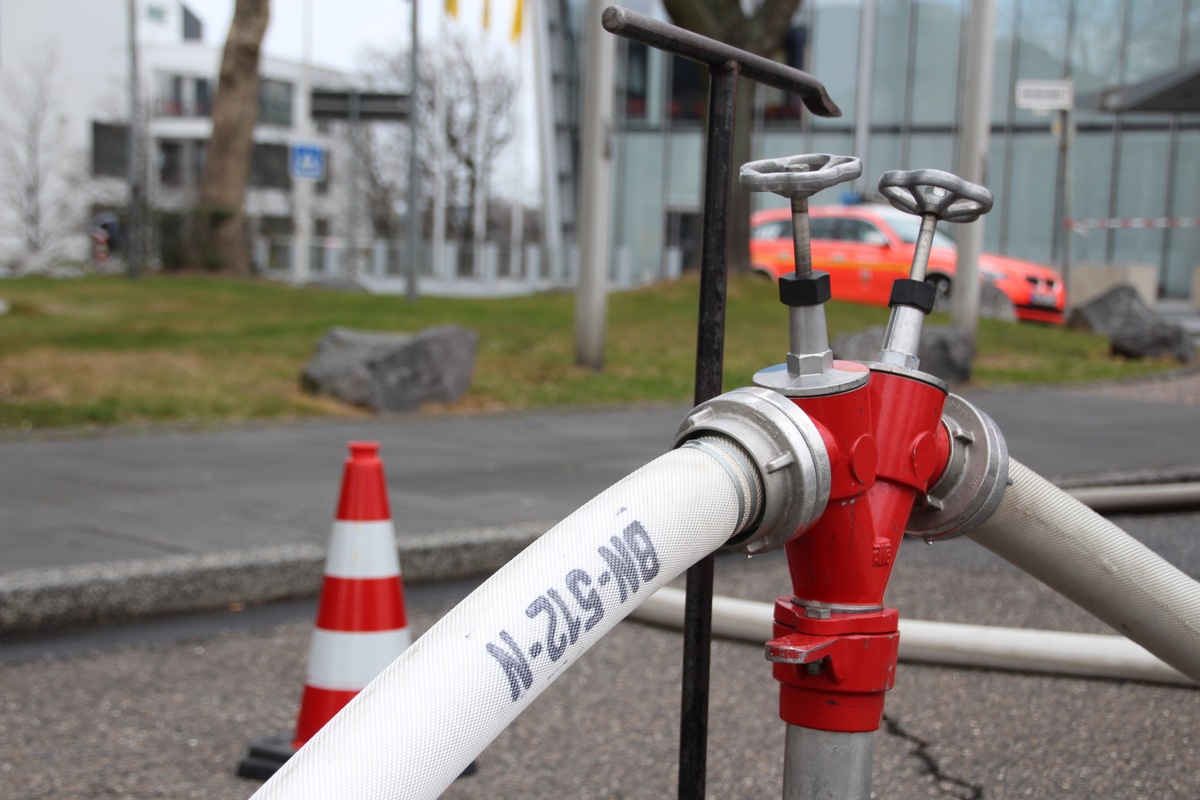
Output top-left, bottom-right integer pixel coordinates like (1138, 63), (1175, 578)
(92, 122), (129, 177)
(259, 79), (294, 127)
(250, 143), (291, 189)
(195, 77), (211, 115)
(182, 5), (204, 41)
(155, 75), (212, 117)
(158, 140), (184, 186)
(623, 41), (649, 120)
(761, 23), (808, 122)
(670, 55), (707, 122)
(192, 140), (207, 181)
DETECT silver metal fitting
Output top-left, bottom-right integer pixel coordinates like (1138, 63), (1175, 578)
(754, 361), (869, 398)
(905, 393), (1008, 542)
(675, 387), (831, 555)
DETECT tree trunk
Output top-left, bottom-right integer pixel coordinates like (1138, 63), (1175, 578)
(661, 0), (801, 273)
(194, 0), (270, 274)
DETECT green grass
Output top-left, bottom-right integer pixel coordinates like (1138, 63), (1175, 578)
(0, 273), (1180, 430)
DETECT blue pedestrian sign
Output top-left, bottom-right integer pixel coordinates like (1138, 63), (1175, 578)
(289, 143), (327, 181)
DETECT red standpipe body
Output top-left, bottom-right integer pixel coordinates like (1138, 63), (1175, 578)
(769, 366), (952, 733)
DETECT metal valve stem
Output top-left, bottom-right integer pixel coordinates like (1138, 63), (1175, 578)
(876, 171), (994, 370)
(740, 154), (863, 394)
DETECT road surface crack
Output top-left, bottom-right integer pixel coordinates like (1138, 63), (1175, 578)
(882, 713), (984, 799)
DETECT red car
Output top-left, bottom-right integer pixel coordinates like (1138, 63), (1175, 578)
(750, 204), (1066, 324)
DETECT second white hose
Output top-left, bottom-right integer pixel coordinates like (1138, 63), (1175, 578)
(251, 441), (758, 800)
(631, 588), (1194, 686)
(968, 458), (1200, 683)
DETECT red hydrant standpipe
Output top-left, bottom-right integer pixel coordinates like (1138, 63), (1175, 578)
(739, 157), (998, 798)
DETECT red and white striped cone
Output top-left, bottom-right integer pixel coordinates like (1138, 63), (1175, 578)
(237, 441), (409, 780)
(292, 440), (410, 746)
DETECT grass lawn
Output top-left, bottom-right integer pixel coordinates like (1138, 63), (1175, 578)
(0, 273), (1178, 430)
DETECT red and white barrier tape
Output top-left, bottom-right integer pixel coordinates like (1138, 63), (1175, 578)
(1065, 217), (1200, 233)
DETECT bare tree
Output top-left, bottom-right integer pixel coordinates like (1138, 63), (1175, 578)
(193, 0), (270, 273)
(0, 50), (82, 270)
(661, 0), (802, 272)
(359, 29), (520, 244)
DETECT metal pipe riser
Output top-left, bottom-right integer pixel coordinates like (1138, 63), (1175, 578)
(783, 726), (876, 800)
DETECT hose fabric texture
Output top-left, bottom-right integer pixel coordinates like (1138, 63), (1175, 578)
(252, 440), (757, 799)
(968, 457), (1200, 683)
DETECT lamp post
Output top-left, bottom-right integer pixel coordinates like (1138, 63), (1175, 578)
(406, 0), (421, 302)
(126, 0), (144, 278)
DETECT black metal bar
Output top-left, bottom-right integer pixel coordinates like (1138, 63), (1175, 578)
(600, 8), (841, 798)
(601, 6), (842, 118)
(676, 61), (738, 800)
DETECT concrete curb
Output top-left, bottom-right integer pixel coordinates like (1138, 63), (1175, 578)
(3, 468), (1198, 636)
(0, 522), (552, 635)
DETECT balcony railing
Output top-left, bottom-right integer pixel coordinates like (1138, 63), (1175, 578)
(153, 99), (212, 118)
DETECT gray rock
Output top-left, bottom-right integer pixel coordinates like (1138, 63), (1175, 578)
(1067, 284), (1195, 363)
(932, 281), (1017, 323)
(1111, 324), (1196, 363)
(832, 325), (975, 384)
(980, 282), (1018, 322)
(301, 325), (478, 411)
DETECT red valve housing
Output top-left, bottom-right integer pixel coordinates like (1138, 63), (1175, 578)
(769, 366), (951, 733)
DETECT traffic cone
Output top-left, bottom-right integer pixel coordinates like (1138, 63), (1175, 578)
(237, 441), (409, 780)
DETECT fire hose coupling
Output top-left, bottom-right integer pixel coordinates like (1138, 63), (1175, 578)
(674, 387), (831, 556)
(905, 393), (1009, 542)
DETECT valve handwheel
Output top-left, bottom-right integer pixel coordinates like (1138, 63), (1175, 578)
(740, 153), (862, 200)
(877, 168), (993, 224)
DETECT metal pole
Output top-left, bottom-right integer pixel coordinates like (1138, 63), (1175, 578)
(532, 0), (565, 284)
(471, 72), (487, 281)
(783, 726), (875, 800)
(349, 90), (361, 278)
(575, 0), (615, 370)
(293, 0), (314, 283)
(950, 0), (995, 346)
(406, 0), (421, 302)
(126, 0), (143, 279)
(1058, 106), (1073, 300)
(852, 0), (877, 198)
(678, 60), (738, 800)
(433, 3), (448, 282)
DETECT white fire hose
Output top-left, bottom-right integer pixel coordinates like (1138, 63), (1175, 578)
(968, 458), (1200, 684)
(251, 437), (771, 800)
(631, 587), (1194, 686)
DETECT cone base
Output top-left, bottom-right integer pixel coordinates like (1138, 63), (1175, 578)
(236, 734), (295, 781)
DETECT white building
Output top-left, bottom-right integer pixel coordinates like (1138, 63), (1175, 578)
(0, 0), (354, 272)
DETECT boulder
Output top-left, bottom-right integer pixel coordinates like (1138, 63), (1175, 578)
(832, 325), (974, 384)
(1067, 284), (1195, 363)
(979, 282), (1018, 322)
(930, 281), (1016, 322)
(301, 325), (478, 412)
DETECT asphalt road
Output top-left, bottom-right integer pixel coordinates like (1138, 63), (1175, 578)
(3, 509), (1198, 800)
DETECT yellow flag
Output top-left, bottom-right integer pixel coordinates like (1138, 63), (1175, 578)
(510, 0), (523, 40)
(445, 0), (457, 16)
(482, 0), (490, 28)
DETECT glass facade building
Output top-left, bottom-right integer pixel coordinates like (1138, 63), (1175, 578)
(611, 0), (1200, 298)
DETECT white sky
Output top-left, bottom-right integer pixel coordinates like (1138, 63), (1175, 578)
(184, 0), (527, 73)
